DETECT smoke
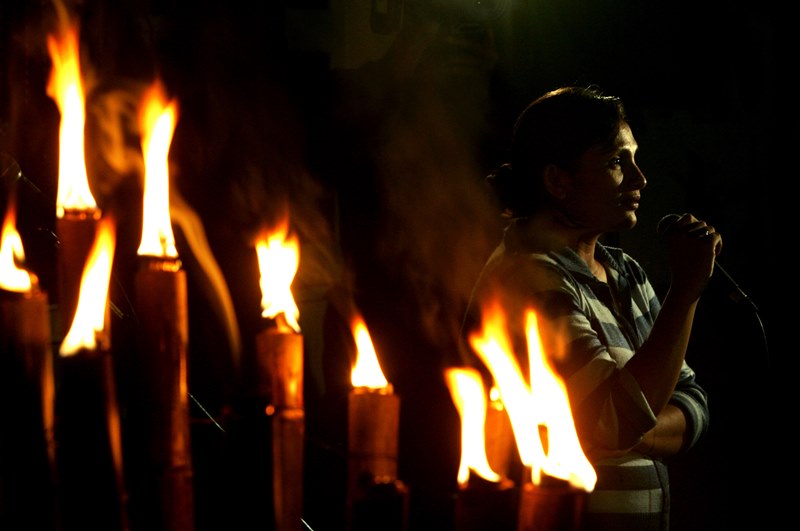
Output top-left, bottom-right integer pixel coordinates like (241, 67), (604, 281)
(376, 107), (502, 350)
(4, 0), (508, 387)
(327, 8), (506, 354)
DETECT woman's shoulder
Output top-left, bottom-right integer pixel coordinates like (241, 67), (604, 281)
(480, 244), (577, 299)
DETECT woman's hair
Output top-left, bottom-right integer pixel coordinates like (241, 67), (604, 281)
(487, 85), (627, 218)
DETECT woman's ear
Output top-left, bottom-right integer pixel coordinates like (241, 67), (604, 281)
(543, 163), (569, 200)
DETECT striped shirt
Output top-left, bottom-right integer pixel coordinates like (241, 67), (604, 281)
(462, 220), (710, 530)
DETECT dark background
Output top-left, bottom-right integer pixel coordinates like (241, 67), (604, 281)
(1, 1), (787, 530)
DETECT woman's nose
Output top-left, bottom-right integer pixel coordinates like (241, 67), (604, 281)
(628, 165), (647, 189)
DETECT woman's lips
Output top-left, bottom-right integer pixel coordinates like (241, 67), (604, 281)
(621, 196), (640, 210)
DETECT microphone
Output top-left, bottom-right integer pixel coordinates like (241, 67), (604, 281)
(657, 214), (758, 312)
(655, 213), (682, 236)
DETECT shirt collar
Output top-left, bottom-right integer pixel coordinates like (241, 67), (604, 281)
(503, 218), (627, 280)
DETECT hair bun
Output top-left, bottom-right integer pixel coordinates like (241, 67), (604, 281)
(485, 163), (518, 217)
(486, 163), (513, 188)
(486, 163), (514, 199)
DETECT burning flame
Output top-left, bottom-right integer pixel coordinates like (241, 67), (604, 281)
(469, 301), (537, 464)
(445, 367), (501, 485)
(46, 20), (97, 218)
(523, 310), (595, 488)
(137, 80), (178, 259)
(0, 199), (34, 292)
(60, 216), (116, 356)
(255, 217), (300, 333)
(350, 314), (390, 390)
(469, 299), (596, 491)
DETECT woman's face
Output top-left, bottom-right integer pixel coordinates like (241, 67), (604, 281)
(559, 121), (647, 232)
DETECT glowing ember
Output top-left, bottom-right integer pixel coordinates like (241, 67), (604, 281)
(350, 314), (390, 390)
(255, 216), (300, 333)
(137, 80), (179, 259)
(46, 20), (97, 218)
(469, 299), (596, 491)
(0, 199), (34, 292)
(445, 367), (501, 485)
(60, 216), (116, 356)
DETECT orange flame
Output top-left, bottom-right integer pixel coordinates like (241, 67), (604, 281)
(468, 301), (537, 464)
(445, 367), (501, 485)
(350, 314), (390, 390)
(46, 21), (97, 218)
(60, 216), (116, 356)
(468, 299), (596, 491)
(523, 310), (595, 489)
(0, 199), (34, 292)
(137, 80), (178, 259)
(255, 216), (300, 333)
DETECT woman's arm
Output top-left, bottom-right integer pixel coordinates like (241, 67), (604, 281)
(632, 404), (687, 457)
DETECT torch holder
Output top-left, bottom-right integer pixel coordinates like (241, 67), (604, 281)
(347, 387), (405, 530)
(517, 476), (587, 531)
(130, 257), (194, 531)
(253, 326), (305, 531)
(454, 476), (517, 531)
(0, 289), (57, 529)
(55, 209), (99, 338)
(55, 347), (128, 531)
(350, 475), (409, 531)
(253, 327), (304, 410)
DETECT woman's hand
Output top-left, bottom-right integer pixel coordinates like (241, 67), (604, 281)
(660, 213), (723, 304)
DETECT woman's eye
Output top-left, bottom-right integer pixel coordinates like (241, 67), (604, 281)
(609, 157), (622, 167)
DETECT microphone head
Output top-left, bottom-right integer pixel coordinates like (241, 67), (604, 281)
(656, 213), (681, 235)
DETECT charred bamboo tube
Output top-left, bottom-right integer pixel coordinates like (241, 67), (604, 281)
(130, 257), (193, 531)
(0, 287), (57, 529)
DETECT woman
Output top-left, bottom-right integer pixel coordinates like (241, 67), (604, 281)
(462, 85), (711, 530)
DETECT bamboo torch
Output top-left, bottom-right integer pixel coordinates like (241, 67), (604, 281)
(252, 217), (304, 531)
(0, 193), (57, 529)
(45, 17), (101, 339)
(515, 310), (595, 531)
(445, 367), (517, 531)
(485, 385), (516, 480)
(468, 300), (596, 531)
(55, 215), (128, 531)
(129, 80), (194, 531)
(347, 315), (408, 531)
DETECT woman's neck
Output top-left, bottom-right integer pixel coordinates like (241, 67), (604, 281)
(517, 212), (605, 278)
